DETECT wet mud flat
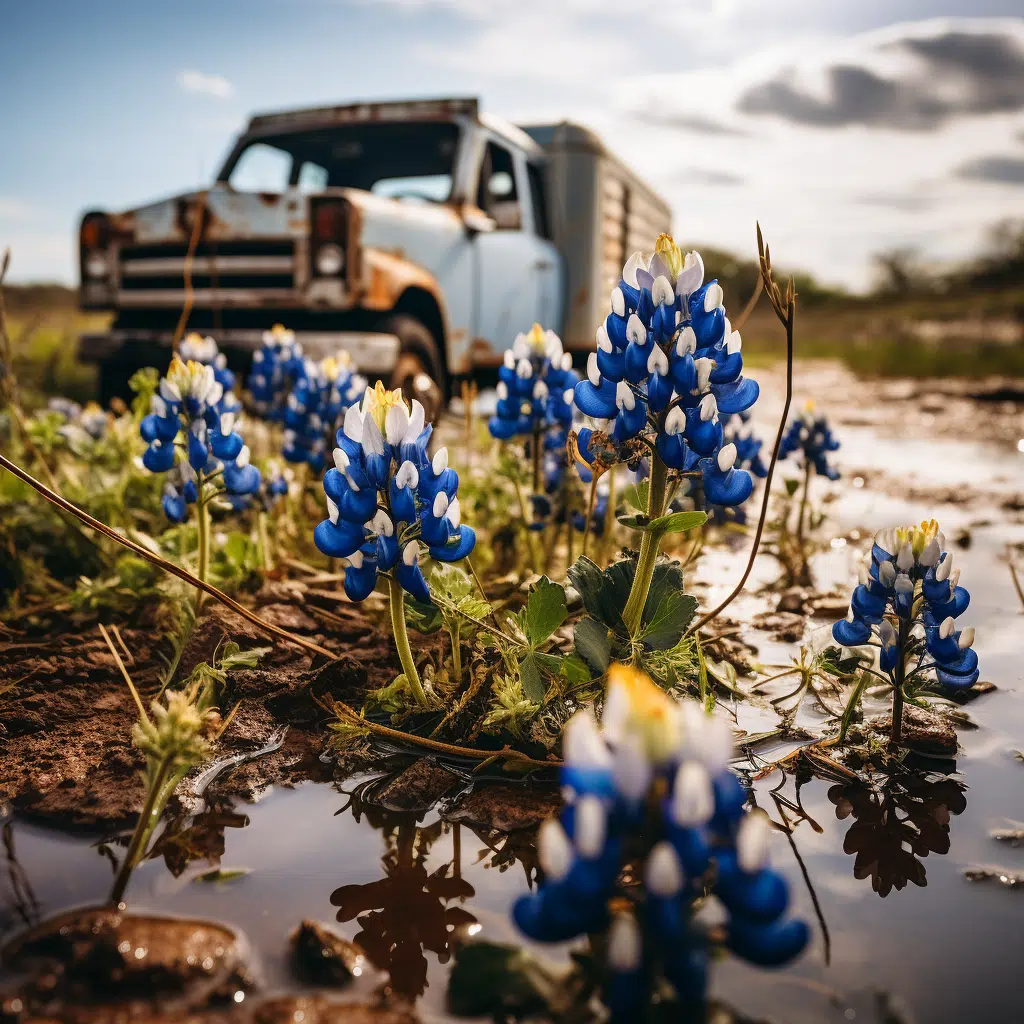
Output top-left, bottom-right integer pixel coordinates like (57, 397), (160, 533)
(2, 362), (1024, 1023)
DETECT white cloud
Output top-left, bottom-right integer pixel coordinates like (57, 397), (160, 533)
(178, 69), (234, 99)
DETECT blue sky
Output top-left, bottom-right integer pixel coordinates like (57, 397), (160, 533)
(2, 1), (1024, 288)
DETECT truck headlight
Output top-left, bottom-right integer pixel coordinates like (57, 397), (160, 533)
(84, 251), (109, 279)
(314, 243), (344, 277)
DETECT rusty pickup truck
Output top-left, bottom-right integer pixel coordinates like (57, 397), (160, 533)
(78, 97), (670, 403)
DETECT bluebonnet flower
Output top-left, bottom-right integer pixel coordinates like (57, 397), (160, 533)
(246, 324), (305, 418)
(179, 332), (241, 416)
(514, 665), (808, 1020)
(47, 397), (108, 441)
(488, 324), (578, 443)
(313, 382), (476, 603)
(140, 358), (261, 522)
(833, 520), (978, 704)
(572, 235), (759, 508)
(282, 353), (365, 470)
(724, 414), (768, 479)
(779, 401), (840, 481)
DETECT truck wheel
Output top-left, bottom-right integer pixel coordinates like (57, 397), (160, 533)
(379, 314), (446, 421)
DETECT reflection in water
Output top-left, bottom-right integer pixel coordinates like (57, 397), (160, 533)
(331, 817), (478, 1001)
(829, 774), (967, 897)
(2, 819), (41, 932)
(150, 809), (250, 877)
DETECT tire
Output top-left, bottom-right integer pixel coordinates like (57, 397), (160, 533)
(378, 313), (446, 421)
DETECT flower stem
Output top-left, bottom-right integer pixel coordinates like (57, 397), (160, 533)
(795, 460), (812, 549)
(109, 755), (172, 906)
(389, 575), (427, 707)
(257, 508), (274, 573)
(449, 624), (463, 686)
(889, 617), (909, 750)
(622, 456), (668, 637)
(194, 479), (211, 612)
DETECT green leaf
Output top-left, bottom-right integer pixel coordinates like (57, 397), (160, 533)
(839, 673), (871, 742)
(639, 592), (699, 650)
(643, 560), (687, 621)
(617, 512), (652, 531)
(560, 654), (593, 684)
(649, 510), (708, 536)
(568, 556), (628, 633)
(573, 617), (612, 672)
(621, 480), (649, 513)
(784, 478), (800, 497)
(518, 653), (547, 703)
(523, 577), (567, 648)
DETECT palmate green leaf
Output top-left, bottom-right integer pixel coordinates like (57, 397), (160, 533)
(559, 654), (592, 684)
(523, 576), (568, 647)
(648, 510), (708, 536)
(567, 555), (633, 633)
(638, 592), (699, 650)
(574, 616), (612, 672)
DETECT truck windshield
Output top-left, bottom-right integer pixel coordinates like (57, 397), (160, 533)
(221, 121), (460, 202)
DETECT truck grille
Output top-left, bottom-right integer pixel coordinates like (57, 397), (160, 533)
(118, 240), (296, 295)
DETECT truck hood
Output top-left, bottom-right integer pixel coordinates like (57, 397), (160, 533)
(107, 184), (310, 243)
(106, 184), (460, 245)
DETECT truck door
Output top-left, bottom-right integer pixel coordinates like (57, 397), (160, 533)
(471, 138), (560, 358)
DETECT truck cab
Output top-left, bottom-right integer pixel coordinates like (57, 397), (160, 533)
(78, 98), (669, 404)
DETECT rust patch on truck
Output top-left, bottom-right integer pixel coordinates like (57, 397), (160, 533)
(360, 249), (446, 316)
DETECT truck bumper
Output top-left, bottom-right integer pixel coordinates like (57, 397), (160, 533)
(78, 328), (401, 374)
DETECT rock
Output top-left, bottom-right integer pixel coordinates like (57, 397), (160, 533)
(1, 907), (256, 1018)
(444, 783), (562, 833)
(369, 759), (459, 813)
(776, 588), (807, 614)
(751, 611), (806, 643)
(290, 920), (370, 987)
(257, 603), (320, 634)
(868, 705), (958, 756)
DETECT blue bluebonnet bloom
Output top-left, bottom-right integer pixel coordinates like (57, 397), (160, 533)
(179, 332), (241, 416)
(488, 324), (578, 443)
(47, 397), (108, 441)
(139, 358), (261, 522)
(282, 353), (365, 469)
(779, 402), (840, 481)
(724, 414), (768, 479)
(514, 665), (808, 1020)
(572, 235), (759, 509)
(246, 324), (306, 418)
(313, 382), (476, 603)
(833, 521), (979, 693)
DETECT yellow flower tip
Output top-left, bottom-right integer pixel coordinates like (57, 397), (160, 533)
(803, 398), (816, 415)
(363, 380), (408, 432)
(654, 233), (684, 277)
(526, 322), (548, 352)
(606, 663), (678, 761)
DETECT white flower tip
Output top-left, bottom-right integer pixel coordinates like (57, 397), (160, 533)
(596, 324), (613, 353)
(587, 351), (601, 386)
(664, 405), (686, 436)
(727, 330), (742, 355)
(432, 447), (449, 475)
(699, 393), (718, 422)
(936, 554), (953, 582)
(958, 626), (975, 649)
(626, 313), (646, 346)
(236, 445), (251, 467)
(402, 539), (421, 566)
(621, 252), (645, 289)
(737, 810), (771, 873)
(516, 358), (532, 379)
(503, 350), (516, 370)
(897, 543), (915, 571)
(563, 710), (611, 770)
(645, 841), (684, 897)
(432, 490), (449, 518)
(646, 345), (668, 375)
(671, 761), (714, 827)
(574, 795), (606, 859)
(920, 539), (940, 567)
(446, 496), (461, 526)
(704, 282), (724, 312)
(615, 380), (635, 412)
(717, 443), (737, 472)
(676, 326), (697, 357)
(939, 616), (955, 639)
(607, 914), (641, 973)
(496, 381), (508, 401)
(538, 818), (573, 881)
(611, 286), (626, 319)
(879, 561), (897, 586)
(611, 733), (652, 802)
(652, 275), (674, 306)
(326, 497), (340, 525)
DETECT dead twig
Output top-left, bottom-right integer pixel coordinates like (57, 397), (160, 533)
(689, 224), (795, 636)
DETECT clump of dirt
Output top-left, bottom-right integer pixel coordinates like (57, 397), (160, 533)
(1, 906), (256, 1020)
(442, 782), (561, 833)
(290, 920), (374, 988)
(868, 706), (958, 757)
